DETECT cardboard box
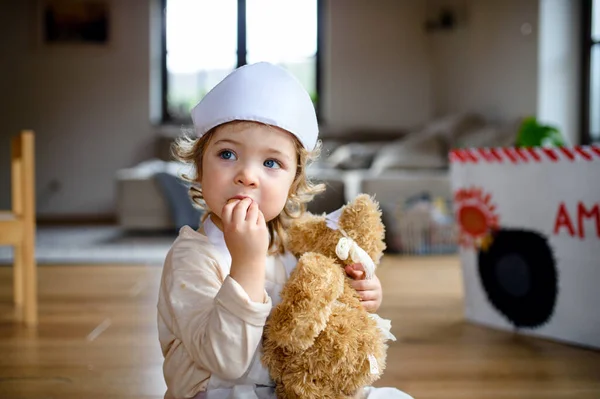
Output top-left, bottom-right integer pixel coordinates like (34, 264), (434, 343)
(449, 145), (600, 349)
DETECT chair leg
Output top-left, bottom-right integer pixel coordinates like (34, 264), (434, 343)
(22, 231), (37, 326)
(13, 245), (24, 309)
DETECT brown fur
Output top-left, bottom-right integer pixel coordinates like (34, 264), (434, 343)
(262, 194), (389, 398)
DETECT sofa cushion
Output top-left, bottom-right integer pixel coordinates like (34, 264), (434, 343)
(360, 170), (451, 211)
(419, 113), (487, 142)
(369, 134), (447, 172)
(452, 119), (520, 149)
(306, 179), (346, 215)
(154, 172), (204, 230)
(318, 126), (407, 143)
(325, 142), (385, 170)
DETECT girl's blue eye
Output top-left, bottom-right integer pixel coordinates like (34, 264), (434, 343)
(219, 150), (236, 160)
(264, 159), (281, 169)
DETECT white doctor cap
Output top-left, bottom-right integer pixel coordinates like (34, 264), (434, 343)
(190, 62), (319, 151)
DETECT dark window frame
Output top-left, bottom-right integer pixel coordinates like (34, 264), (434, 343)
(160, 0), (323, 125)
(582, 0), (599, 144)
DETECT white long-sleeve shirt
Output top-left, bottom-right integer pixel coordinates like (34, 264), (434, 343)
(157, 221), (411, 399)
(157, 221), (293, 399)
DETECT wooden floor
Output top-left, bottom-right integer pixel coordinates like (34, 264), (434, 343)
(0, 255), (599, 399)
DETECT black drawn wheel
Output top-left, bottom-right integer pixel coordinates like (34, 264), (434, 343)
(478, 229), (558, 328)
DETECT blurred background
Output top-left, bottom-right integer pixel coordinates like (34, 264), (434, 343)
(0, 1), (599, 398)
(0, 0), (597, 227)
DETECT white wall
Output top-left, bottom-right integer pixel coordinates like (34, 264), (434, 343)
(537, 0), (582, 145)
(429, 0), (540, 122)
(323, 0), (433, 128)
(0, 1), (155, 216)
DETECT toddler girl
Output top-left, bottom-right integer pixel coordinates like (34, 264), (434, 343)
(157, 62), (414, 399)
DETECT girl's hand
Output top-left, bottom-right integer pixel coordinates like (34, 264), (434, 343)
(222, 198), (269, 302)
(221, 198), (269, 264)
(345, 263), (383, 313)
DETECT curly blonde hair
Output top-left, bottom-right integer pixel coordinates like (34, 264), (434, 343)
(172, 121), (325, 254)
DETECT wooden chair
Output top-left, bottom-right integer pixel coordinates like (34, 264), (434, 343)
(0, 130), (37, 326)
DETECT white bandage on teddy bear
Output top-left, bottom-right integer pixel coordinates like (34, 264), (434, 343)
(326, 207), (376, 280)
(335, 236), (376, 280)
(326, 207), (397, 343)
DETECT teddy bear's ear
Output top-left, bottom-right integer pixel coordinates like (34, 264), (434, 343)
(338, 194), (387, 264)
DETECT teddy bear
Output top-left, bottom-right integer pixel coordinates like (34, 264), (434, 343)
(261, 194), (396, 399)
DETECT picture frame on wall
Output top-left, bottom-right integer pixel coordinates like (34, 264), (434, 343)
(38, 0), (110, 47)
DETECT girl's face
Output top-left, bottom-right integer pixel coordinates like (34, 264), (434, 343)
(199, 122), (298, 227)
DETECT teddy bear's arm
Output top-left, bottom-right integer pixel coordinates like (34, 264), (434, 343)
(266, 252), (345, 352)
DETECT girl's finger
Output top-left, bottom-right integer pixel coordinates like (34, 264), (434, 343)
(360, 300), (378, 312)
(345, 265), (365, 280)
(245, 201), (259, 223)
(358, 290), (378, 302)
(350, 269), (365, 280)
(349, 278), (371, 292)
(232, 198), (252, 225)
(351, 263), (366, 272)
(221, 200), (239, 224)
(256, 209), (266, 227)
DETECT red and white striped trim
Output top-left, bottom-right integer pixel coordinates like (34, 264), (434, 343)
(449, 145), (600, 164)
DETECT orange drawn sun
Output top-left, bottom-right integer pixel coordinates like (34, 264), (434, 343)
(454, 187), (500, 249)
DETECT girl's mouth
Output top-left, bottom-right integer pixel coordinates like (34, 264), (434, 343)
(227, 195), (251, 204)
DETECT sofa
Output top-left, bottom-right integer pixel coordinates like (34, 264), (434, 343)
(115, 113), (520, 249)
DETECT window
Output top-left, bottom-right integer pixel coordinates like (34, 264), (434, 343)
(161, 0), (321, 124)
(583, 0), (600, 143)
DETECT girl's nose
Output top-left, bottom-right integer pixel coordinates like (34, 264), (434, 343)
(235, 165), (259, 187)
